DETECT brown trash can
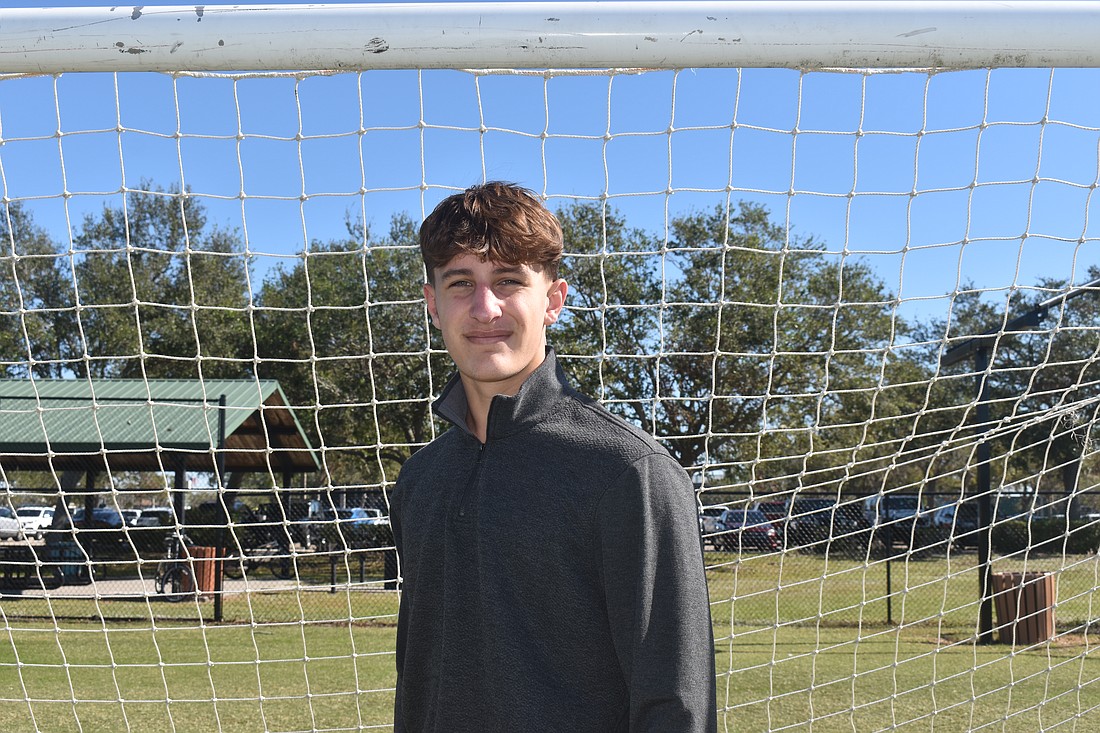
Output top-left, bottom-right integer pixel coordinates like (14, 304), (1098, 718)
(185, 546), (220, 595)
(992, 571), (1055, 645)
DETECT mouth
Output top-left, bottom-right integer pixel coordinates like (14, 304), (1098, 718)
(465, 331), (511, 345)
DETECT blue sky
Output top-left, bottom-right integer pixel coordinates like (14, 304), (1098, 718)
(3, 1), (1100, 329)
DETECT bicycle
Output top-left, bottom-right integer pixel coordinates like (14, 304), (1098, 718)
(222, 538), (295, 581)
(154, 533), (196, 602)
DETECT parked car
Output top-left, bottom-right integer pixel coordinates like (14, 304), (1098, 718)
(785, 497), (868, 553)
(863, 493), (933, 549)
(317, 507), (392, 549)
(0, 506), (21, 540)
(258, 499), (316, 548)
(45, 506), (127, 556)
(932, 502), (981, 548)
(359, 507), (390, 526)
(752, 500), (789, 538)
(135, 507), (177, 528)
(69, 507), (125, 530)
(715, 508), (781, 552)
(129, 507), (178, 553)
(321, 507), (384, 525)
(16, 506), (54, 540)
(698, 506), (724, 535)
(863, 493), (928, 530)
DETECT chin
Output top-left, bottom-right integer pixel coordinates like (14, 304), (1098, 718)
(460, 354), (535, 383)
(467, 364), (523, 383)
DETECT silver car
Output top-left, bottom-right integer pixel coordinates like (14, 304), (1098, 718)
(698, 506), (724, 535)
(0, 506), (22, 540)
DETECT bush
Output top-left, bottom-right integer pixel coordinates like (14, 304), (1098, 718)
(1066, 520), (1100, 554)
(991, 518), (1100, 556)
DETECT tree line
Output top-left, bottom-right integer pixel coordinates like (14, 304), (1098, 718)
(2, 184), (1098, 507)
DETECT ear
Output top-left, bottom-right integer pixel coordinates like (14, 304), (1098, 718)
(424, 282), (441, 329)
(544, 278), (568, 326)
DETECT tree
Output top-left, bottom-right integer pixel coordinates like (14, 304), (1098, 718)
(0, 190), (255, 490)
(0, 202), (74, 378)
(255, 213), (436, 489)
(553, 202), (664, 429)
(69, 182), (253, 379)
(657, 202), (914, 492)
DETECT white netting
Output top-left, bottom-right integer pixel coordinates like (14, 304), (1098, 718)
(1, 10), (1100, 732)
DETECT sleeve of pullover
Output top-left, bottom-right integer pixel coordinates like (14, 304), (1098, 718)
(597, 452), (718, 733)
(390, 479), (408, 732)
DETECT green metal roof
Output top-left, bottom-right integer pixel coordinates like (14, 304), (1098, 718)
(0, 379), (319, 474)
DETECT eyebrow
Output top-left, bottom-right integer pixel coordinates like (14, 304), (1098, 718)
(438, 264), (527, 281)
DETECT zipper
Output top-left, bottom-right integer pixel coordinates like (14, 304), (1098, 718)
(456, 440), (485, 521)
(457, 395), (496, 521)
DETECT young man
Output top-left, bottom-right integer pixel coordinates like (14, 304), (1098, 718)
(391, 182), (717, 732)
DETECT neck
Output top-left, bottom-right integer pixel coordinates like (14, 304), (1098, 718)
(462, 383), (493, 444)
(457, 349), (550, 443)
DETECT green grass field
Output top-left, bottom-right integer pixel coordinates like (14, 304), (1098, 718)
(2, 553), (1099, 732)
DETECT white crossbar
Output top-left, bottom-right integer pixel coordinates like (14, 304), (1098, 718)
(3, 1), (1100, 73)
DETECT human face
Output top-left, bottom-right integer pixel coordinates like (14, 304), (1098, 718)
(424, 254), (567, 400)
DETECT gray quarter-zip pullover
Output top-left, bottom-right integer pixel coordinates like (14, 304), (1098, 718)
(392, 350), (717, 732)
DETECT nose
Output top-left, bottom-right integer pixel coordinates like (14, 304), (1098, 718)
(470, 284), (503, 322)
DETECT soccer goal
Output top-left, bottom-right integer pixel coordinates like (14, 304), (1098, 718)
(2, 2), (1100, 730)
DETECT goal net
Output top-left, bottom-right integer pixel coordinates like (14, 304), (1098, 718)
(1, 2), (1100, 730)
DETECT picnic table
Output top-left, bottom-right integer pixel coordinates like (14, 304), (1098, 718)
(0, 544), (62, 590)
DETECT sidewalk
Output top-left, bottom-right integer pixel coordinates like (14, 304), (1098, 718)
(5, 574), (306, 599)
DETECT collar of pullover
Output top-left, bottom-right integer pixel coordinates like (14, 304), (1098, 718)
(433, 348), (570, 442)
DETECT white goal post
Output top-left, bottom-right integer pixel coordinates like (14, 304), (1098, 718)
(3, 2), (1100, 732)
(4, 1), (1100, 72)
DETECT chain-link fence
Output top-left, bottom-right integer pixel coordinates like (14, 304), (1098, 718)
(3, 489), (1097, 636)
(0, 493), (398, 625)
(701, 491), (1100, 634)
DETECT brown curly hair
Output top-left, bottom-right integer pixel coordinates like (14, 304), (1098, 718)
(419, 182), (563, 283)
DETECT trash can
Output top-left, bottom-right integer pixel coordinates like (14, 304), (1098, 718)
(992, 571), (1055, 645)
(186, 546), (220, 595)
